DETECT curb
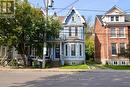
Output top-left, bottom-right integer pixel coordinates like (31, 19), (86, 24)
(0, 68), (88, 72)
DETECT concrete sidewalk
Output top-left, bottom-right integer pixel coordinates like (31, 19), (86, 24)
(0, 66), (88, 72)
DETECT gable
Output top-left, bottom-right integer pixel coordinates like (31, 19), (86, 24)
(63, 7), (85, 25)
(105, 6), (125, 15)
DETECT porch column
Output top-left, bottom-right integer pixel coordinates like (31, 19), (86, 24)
(60, 42), (64, 65)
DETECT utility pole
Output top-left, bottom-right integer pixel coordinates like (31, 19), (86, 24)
(42, 0), (54, 68)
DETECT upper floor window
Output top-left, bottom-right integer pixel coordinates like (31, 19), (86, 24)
(119, 27), (125, 37)
(110, 16), (120, 22)
(75, 27), (78, 36)
(69, 27), (71, 36)
(116, 16), (119, 21)
(110, 27), (116, 37)
(111, 43), (117, 55)
(111, 16), (114, 21)
(72, 16), (75, 22)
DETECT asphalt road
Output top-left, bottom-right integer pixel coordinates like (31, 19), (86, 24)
(0, 70), (130, 87)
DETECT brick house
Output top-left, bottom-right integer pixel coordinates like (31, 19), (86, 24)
(94, 6), (130, 65)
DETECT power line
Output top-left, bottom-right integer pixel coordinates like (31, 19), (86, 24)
(56, 0), (79, 14)
(53, 8), (106, 12)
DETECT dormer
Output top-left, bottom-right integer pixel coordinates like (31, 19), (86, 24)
(102, 6), (126, 23)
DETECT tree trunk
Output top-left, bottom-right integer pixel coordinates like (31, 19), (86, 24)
(21, 54), (27, 67)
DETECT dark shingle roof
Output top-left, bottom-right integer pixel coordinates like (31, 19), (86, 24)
(58, 16), (65, 23)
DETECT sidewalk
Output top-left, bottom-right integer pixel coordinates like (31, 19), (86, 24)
(0, 66), (88, 72)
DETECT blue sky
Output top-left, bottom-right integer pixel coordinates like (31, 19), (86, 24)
(28, 0), (130, 24)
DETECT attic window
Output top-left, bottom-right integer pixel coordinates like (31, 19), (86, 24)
(72, 16), (75, 22)
(111, 16), (114, 21)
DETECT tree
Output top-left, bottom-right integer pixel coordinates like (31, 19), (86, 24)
(85, 17), (94, 60)
(85, 36), (94, 60)
(0, 1), (61, 67)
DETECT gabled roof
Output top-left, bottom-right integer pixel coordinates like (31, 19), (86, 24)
(105, 6), (126, 15)
(58, 16), (65, 23)
(63, 7), (85, 24)
(96, 15), (130, 26)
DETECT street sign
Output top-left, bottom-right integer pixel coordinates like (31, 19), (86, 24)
(0, 0), (15, 18)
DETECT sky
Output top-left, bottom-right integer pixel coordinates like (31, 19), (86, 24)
(28, 0), (130, 24)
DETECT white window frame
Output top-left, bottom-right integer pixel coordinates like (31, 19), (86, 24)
(71, 27), (75, 37)
(75, 27), (78, 36)
(79, 44), (83, 56)
(119, 43), (126, 53)
(116, 16), (119, 21)
(65, 44), (68, 56)
(111, 16), (114, 21)
(110, 27), (117, 38)
(111, 43), (117, 56)
(118, 27), (126, 38)
(71, 44), (76, 57)
(110, 16), (120, 22)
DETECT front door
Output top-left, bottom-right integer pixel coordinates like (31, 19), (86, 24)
(55, 44), (60, 58)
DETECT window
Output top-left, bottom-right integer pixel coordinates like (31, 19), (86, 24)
(75, 27), (78, 36)
(69, 27), (71, 36)
(116, 16), (119, 21)
(110, 27), (116, 37)
(2, 2), (6, 13)
(71, 27), (75, 36)
(120, 43), (125, 54)
(111, 16), (114, 21)
(65, 44), (68, 56)
(111, 43), (117, 55)
(119, 27), (125, 37)
(72, 16), (75, 22)
(71, 44), (76, 56)
(79, 44), (82, 56)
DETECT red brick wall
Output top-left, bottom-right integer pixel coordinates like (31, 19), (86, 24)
(108, 26), (129, 59)
(94, 17), (107, 63)
(95, 18), (129, 63)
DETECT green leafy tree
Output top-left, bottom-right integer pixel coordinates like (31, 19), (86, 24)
(85, 17), (94, 60)
(85, 36), (94, 60)
(0, 1), (61, 67)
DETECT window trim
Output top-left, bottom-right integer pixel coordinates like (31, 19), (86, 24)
(69, 27), (71, 36)
(72, 16), (75, 22)
(118, 27), (126, 38)
(119, 43), (126, 54)
(79, 44), (82, 56)
(110, 27), (117, 38)
(71, 44), (76, 57)
(116, 16), (119, 21)
(111, 43), (117, 56)
(75, 27), (78, 36)
(111, 16), (114, 21)
(65, 44), (68, 56)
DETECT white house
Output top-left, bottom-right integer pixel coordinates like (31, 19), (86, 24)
(46, 7), (86, 65)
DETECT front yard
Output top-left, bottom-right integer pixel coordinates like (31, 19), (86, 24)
(60, 64), (89, 69)
(104, 65), (130, 70)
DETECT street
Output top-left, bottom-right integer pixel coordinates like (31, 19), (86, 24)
(0, 70), (130, 87)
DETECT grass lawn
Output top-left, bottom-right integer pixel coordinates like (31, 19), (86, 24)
(104, 65), (130, 70)
(60, 64), (89, 69)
